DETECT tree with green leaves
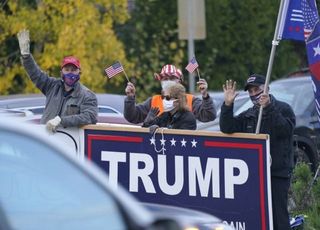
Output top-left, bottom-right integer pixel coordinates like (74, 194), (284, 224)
(197, 0), (307, 90)
(118, 0), (310, 100)
(0, 0), (131, 95)
(117, 0), (186, 100)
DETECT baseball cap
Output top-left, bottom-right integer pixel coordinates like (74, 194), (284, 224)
(61, 56), (81, 69)
(155, 64), (183, 81)
(244, 74), (266, 91)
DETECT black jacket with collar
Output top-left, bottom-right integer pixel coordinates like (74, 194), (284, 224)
(220, 95), (296, 178)
(143, 109), (197, 130)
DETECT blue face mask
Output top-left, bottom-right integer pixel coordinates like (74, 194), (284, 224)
(250, 91), (263, 105)
(62, 73), (80, 87)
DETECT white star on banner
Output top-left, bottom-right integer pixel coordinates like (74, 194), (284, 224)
(170, 138), (176, 146)
(150, 137), (155, 145)
(314, 43), (320, 56)
(160, 138), (166, 146)
(181, 138), (187, 147)
(191, 139), (197, 147)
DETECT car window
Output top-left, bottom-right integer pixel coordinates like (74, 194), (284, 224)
(270, 79), (313, 116)
(0, 130), (126, 230)
(28, 107), (44, 115)
(98, 106), (120, 114)
(234, 100), (253, 116)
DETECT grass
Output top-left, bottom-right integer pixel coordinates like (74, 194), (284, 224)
(290, 163), (320, 230)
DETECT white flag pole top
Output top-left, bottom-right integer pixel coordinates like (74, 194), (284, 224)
(277, 0), (290, 40)
(196, 68), (202, 80)
(255, 0), (288, 134)
(119, 62), (130, 83)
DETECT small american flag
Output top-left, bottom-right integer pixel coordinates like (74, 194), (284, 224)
(302, 0), (319, 40)
(185, 57), (199, 73)
(105, 62), (124, 78)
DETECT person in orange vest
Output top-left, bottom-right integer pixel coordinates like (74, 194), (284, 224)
(124, 64), (216, 124)
(142, 83), (196, 130)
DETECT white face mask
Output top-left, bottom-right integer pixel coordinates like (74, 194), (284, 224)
(161, 80), (177, 90)
(163, 99), (176, 112)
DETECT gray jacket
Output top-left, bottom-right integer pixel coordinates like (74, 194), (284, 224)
(22, 55), (98, 127)
(124, 94), (216, 124)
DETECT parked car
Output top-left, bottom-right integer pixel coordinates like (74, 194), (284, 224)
(0, 93), (124, 113)
(0, 116), (235, 230)
(199, 75), (320, 173)
(0, 93), (134, 125)
(197, 91), (249, 130)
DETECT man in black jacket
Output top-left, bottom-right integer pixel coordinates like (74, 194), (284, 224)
(219, 74), (296, 230)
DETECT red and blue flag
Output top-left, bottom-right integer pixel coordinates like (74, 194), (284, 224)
(302, 0), (320, 121)
(278, 0), (305, 41)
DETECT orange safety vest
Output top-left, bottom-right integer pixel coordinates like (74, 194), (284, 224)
(151, 94), (193, 115)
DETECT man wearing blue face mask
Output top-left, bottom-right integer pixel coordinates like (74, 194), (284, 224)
(17, 29), (98, 132)
(219, 74), (296, 230)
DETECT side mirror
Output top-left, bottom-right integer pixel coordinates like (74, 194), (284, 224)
(150, 218), (181, 230)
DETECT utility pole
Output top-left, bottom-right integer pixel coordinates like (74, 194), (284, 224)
(178, 0), (206, 93)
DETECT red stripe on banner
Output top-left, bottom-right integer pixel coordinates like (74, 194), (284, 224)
(310, 62), (320, 81)
(87, 134), (143, 160)
(204, 141), (266, 230)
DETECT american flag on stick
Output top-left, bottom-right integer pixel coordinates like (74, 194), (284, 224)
(105, 61), (124, 78)
(185, 57), (199, 73)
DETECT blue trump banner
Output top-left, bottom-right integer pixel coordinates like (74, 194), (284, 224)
(83, 126), (272, 230)
(278, 0), (305, 41)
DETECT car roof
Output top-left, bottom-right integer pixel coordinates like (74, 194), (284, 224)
(271, 74), (311, 84)
(0, 93), (126, 114)
(0, 94), (46, 109)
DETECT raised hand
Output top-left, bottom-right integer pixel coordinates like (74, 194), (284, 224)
(222, 79), (239, 106)
(17, 29), (30, 56)
(196, 79), (208, 97)
(145, 107), (160, 123)
(125, 82), (136, 97)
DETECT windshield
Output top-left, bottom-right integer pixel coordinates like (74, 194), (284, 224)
(0, 130), (126, 230)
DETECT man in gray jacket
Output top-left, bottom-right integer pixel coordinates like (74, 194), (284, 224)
(17, 29), (98, 132)
(124, 64), (216, 124)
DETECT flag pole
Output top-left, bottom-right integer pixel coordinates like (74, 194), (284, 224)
(255, 0), (287, 134)
(119, 61), (130, 82)
(123, 69), (130, 82)
(196, 68), (202, 80)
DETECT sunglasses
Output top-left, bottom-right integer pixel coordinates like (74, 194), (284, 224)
(162, 95), (178, 100)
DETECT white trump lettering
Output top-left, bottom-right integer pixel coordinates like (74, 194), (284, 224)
(158, 155), (184, 195)
(225, 159), (249, 199)
(188, 157), (220, 198)
(101, 151), (126, 188)
(100, 151), (250, 199)
(129, 152), (156, 193)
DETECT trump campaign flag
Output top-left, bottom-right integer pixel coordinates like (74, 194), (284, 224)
(105, 61), (124, 78)
(278, 0), (305, 41)
(302, 0), (320, 121)
(185, 57), (199, 73)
